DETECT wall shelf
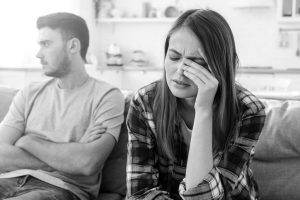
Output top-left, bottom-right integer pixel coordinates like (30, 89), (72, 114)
(95, 66), (162, 72)
(231, 0), (274, 9)
(97, 17), (176, 23)
(1, 66), (300, 75)
(237, 67), (300, 74)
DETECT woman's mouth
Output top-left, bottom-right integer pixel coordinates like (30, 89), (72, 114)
(173, 79), (190, 87)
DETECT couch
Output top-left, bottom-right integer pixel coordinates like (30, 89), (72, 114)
(0, 86), (129, 200)
(1, 86), (300, 200)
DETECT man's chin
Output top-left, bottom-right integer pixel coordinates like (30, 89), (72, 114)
(42, 69), (54, 77)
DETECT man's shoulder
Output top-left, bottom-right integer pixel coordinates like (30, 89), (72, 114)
(21, 79), (55, 96)
(90, 77), (119, 92)
(89, 77), (124, 102)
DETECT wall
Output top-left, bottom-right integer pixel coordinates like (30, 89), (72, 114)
(79, 0), (300, 70)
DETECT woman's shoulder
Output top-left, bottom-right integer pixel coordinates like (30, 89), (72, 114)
(133, 80), (160, 102)
(131, 80), (160, 110)
(236, 85), (265, 117)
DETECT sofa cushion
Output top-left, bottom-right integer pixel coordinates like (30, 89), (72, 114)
(255, 99), (300, 160)
(251, 99), (300, 200)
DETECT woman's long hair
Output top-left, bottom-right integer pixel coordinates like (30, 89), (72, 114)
(153, 9), (240, 162)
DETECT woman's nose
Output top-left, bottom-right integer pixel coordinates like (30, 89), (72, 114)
(176, 62), (184, 75)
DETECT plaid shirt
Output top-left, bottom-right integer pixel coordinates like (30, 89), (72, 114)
(126, 81), (265, 200)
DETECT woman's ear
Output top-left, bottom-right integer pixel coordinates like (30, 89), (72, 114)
(68, 38), (81, 55)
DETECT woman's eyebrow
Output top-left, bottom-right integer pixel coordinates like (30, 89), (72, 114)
(169, 48), (181, 54)
(186, 56), (205, 60)
(169, 49), (204, 60)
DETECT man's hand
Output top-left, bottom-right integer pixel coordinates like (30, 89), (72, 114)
(14, 135), (55, 172)
(80, 123), (107, 143)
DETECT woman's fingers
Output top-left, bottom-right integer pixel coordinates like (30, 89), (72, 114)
(183, 59), (213, 80)
(183, 70), (206, 89)
(183, 59), (218, 85)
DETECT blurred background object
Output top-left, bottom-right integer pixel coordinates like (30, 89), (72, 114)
(106, 43), (123, 67)
(130, 50), (148, 67)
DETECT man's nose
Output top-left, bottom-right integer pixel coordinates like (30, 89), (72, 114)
(36, 49), (42, 59)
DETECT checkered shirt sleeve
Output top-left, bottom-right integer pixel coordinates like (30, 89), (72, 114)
(126, 91), (171, 200)
(179, 92), (266, 200)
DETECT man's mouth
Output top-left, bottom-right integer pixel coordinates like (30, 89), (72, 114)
(40, 61), (48, 65)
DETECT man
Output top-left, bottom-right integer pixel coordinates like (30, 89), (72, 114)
(0, 12), (124, 200)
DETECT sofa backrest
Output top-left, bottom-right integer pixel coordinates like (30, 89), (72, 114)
(0, 86), (18, 121)
(99, 92), (133, 199)
(0, 86), (130, 200)
(251, 98), (300, 200)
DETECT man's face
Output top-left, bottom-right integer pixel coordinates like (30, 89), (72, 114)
(36, 27), (71, 78)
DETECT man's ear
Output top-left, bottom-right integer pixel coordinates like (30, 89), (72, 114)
(68, 38), (81, 55)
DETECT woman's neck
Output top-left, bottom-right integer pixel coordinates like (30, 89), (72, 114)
(177, 98), (195, 129)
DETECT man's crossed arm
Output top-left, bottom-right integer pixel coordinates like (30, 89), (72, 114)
(0, 124), (113, 176)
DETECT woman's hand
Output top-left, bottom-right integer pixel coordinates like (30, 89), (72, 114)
(182, 48), (218, 110)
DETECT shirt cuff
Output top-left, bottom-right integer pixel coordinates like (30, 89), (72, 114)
(179, 168), (224, 200)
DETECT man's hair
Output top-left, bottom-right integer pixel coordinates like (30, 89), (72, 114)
(37, 12), (89, 62)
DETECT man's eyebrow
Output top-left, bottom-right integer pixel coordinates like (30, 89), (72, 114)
(38, 40), (50, 45)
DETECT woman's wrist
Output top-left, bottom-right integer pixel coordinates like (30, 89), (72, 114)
(194, 107), (213, 116)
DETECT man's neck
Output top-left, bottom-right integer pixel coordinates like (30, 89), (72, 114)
(57, 61), (89, 90)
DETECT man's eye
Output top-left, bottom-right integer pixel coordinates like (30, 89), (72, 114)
(42, 42), (49, 47)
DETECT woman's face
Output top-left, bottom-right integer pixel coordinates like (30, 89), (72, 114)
(165, 27), (208, 99)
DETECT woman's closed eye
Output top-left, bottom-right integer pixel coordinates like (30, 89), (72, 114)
(169, 56), (181, 61)
(189, 58), (210, 72)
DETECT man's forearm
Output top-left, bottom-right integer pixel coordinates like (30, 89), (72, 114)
(16, 134), (115, 176)
(0, 144), (53, 173)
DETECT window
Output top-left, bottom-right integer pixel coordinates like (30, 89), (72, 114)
(0, 0), (79, 68)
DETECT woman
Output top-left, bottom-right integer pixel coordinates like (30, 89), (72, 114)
(126, 9), (265, 200)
